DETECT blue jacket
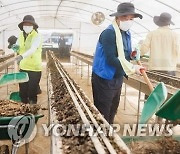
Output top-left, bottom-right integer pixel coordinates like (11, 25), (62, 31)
(92, 25), (132, 80)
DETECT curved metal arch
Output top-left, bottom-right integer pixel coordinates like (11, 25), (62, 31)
(0, 10), (150, 35)
(0, 4), (106, 22)
(55, 0), (63, 17)
(2, 13), (95, 32)
(0, 2), (150, 32)
(0, 8), (94, 25)
(6, 4), (150, 31)
(155, 0), (180, 14)
(3, 0), (180, 18)
(0, 4), (57, 16)
(2, 0), (112, 13)
(0, 10), (94, 30)
(0, 0), (150, 18)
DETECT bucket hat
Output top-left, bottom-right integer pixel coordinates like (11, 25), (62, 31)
(110, 2), (143, 19)
(18, 15), (38, 30)
(8, 35), (17, 49)
(153, 12), (174, 27)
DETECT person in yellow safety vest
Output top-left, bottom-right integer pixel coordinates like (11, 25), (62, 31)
(14, 15), (42, 104)
(8, 35), (42, 95)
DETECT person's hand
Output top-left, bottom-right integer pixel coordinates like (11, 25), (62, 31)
(130, 49), (140, 61)
(15, 55), (23, 65)
(134, 65), (145, 75)
(11, 44), (20, 52)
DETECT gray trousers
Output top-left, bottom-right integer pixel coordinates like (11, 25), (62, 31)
(91, 73), (123, 124)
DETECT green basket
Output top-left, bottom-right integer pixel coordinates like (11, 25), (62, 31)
(9, 92), (21, 102)
(0, 114), (44, 140)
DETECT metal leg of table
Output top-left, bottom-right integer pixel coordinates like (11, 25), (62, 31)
(137, 83), (142, 124)
(11, 141), (20, 154)
(80, 61), (83, 79)
(87, 64), (89, 85)
(25, 143), (29, 154)
(123, 83), (127, 110)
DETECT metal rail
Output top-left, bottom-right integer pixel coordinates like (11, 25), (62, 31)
(49, 52), (131, 154)
(47, 72), (63, 154)
(52, 54), (106, 154)
(70, 51), (179, 97)
(0, 55), (15, 72)
(146, 70), (180, 88)
(54, 55), (131, 154)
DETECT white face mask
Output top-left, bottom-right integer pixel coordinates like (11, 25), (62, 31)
(119, 20), (134, 31)
(23, 26), (33, 34)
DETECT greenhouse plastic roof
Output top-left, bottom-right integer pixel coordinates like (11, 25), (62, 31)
(0, 0), (180, 45)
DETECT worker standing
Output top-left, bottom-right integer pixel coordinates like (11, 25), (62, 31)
(14, 15), (42, 104)
(140, 12), (180, 76)
(92, 2), (144, 124)
(8, 35), (42, 95)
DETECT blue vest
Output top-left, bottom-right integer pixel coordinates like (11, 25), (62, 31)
(92, 25), (116, 80)
(92, 25), (131, 80)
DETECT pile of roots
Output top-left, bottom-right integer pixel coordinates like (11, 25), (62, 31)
(0, 100), (40, 116)
(130, 137), (180, 154)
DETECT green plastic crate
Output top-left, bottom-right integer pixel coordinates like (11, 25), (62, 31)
(0, 114), (43, 140)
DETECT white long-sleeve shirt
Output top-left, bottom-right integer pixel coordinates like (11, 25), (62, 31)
(140, 26), (180, 71)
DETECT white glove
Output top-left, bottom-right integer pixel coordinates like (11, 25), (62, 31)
(133, 65), (145, 75)
(130, 50), (140, 61)
(15, 55), (23, 65)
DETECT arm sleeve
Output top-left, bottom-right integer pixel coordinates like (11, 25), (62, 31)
(16, 37), (20, 54)
(100, 29), (123, 70)
(174, 33), (180, 58)
(21, 34), (41, 59)
(140, 32), (151, 56)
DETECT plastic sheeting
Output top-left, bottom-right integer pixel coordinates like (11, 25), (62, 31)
(0, 0), (180, 54)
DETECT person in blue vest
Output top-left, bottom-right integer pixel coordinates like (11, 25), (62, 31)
(92, 2), (145, 124)
(14, 15), (42, 104)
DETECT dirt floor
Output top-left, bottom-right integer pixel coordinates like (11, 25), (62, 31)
(0, 62), (50, 154)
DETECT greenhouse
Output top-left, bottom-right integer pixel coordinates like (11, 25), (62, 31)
(0, 0), (180, 154)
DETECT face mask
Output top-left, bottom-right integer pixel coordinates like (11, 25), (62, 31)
(119, 20), (134, 31)
(23, 26), (33, 34)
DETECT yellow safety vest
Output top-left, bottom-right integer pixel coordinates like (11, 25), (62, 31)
(18, 30), (42, 71)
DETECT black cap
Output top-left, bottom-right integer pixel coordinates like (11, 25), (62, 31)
(18, 15), (38, 30)
(8, 35), (17, 49)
